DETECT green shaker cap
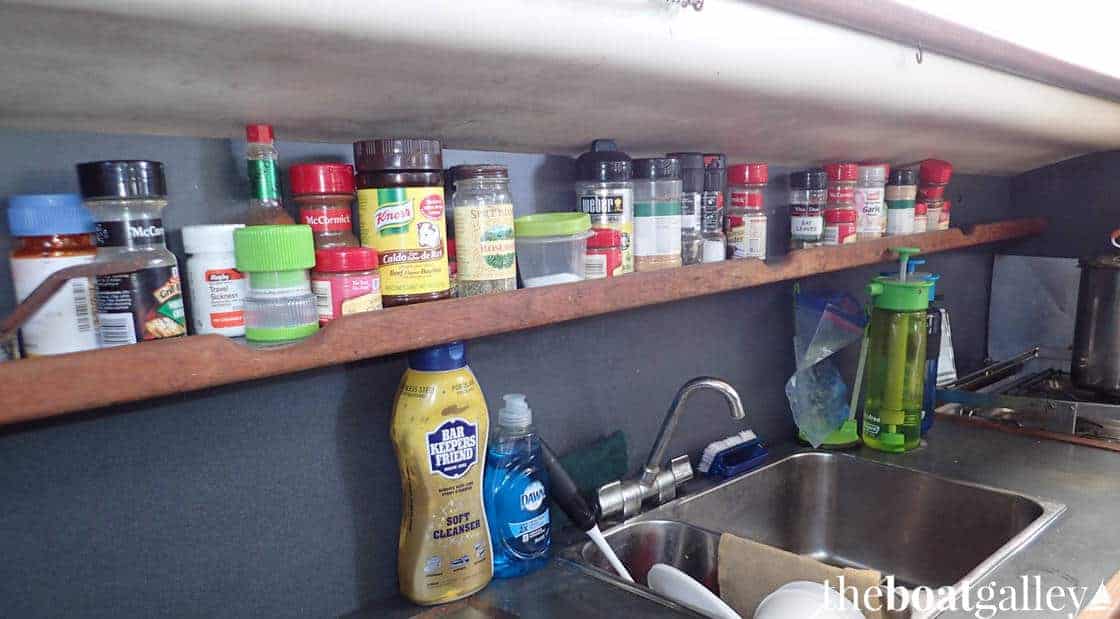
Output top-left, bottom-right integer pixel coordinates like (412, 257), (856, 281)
(880, 431), (906, 451)
(234, 225), (315, 272)
(514, 212), (591, 238)
(868, 247), (931, 311)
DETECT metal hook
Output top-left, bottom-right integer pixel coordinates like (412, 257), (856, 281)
(916, 43), (923, 64)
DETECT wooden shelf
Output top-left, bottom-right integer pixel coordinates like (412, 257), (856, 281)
(0, 218), (1046, 426)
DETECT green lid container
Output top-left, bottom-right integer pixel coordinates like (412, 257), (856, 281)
(868, 247), (932, 311)
(234, 225), (316, 272)
(514, 212), (591, 238)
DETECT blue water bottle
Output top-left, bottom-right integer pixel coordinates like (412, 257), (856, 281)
(483, 394), (551, 578)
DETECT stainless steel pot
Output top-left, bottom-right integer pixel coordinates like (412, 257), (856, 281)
(1071, 255), (1120, 394)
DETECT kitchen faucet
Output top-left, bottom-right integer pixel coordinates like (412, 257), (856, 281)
(597, 377), (747, 520)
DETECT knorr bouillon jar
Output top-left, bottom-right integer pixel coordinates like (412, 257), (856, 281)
(354, 138), (451, 306)
(391, 341), (492, 605)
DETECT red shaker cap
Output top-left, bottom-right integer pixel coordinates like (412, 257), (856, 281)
(824, 162), (859, 181)
(587, 227), (622, 249)
(245, 124), (275, 144)
(941, 199), (952, 211)
(447, 238), (456, 257)
(919, 159), (953, 185)
(314, 246), (378, 272)
(824, 207), (856, 223)
(289, 163), (356, 195)
(727, 162), (769, 185)
(914, 201), (928, 215)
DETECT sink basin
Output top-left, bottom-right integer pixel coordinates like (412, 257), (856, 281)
(564, 451), (1064, 614)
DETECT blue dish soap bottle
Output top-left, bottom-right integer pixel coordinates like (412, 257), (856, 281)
(483, 394), (551, 578)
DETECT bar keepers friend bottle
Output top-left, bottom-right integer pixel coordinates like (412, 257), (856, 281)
(391, 341), (492, 604)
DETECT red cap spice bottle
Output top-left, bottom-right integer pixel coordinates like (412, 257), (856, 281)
(918, 159), (953, 201)
(824, 162), (858, 206)
(823, 205), (856, 246)
(291, 163), (359, 250)
(311, 246), (382, 325)
(726, 162), (768, 260)
(585, 228), (623, 279)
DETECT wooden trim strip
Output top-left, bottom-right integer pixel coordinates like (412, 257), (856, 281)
(0, 218), (1046, 426)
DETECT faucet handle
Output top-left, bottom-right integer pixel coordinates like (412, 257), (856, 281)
(652, 455), (694, 505)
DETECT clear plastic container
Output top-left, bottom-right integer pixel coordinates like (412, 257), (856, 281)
(233, 224), (319, 346)
(513, 213), (592, 288)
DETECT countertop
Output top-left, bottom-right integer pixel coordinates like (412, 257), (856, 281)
(348, 420), (1120, 618)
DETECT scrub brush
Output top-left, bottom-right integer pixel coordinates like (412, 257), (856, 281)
(697, 430), (757, 474)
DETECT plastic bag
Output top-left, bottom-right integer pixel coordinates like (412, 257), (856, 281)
(785, 289), (865, 447)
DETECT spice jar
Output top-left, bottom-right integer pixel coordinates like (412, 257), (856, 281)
(913, 201), (929, 233)
(937, 199), (952, 230)
(667, 152), (704, 265)
(855, 163), (889, 239)
(825, 162), (858, 207)
(354, 138), (450, 306)
(290, 162), (359, 250)
(447, 238), (458, 297)
(182, 224), (247, 337)
(451, 165), (517, 296)
(632, 157), (683, 272)
(823, 206), (857, 245)
(234, 225), (319, 346)
(726, 163), (768, 260)
(6, 193), (100, 356)
(312, 246), (381, 325)
(885, 168), (918, 236)
(790, 169), (827, 247)
(918, 159), (953, 202)
(78, 160), (186, 346)
(700, 154), (727, 262)
(576, 139), (633, 273)
(585, 228), (622, 280)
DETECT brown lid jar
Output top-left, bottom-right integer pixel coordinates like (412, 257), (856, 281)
(352, 138), (449, 307)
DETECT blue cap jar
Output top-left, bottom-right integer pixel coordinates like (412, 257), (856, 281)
(7, 194), (94, 236)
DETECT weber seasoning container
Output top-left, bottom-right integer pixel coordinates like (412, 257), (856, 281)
(78, 160), (186, 346)
(354, 138), (450, 306)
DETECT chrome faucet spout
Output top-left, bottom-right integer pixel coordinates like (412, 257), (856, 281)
(597, 376), (748, 520)
(641, 376), (746, 485)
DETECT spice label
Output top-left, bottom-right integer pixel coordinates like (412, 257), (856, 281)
(358, 187), (450, 298)
(886, 208), (916, 236)
(577, 188), (634, 274)
(453, 203), (516, 281)
(11, 255), (99, 356)
(300, 207), (353, 232)
(791, 214), (824, 240)
(700, 191), (723, 233)
(95, 218), (165, 249)
(828, 185), (855, 205)
(248, 159), (280, 201)
(201, 268), (246, 329)
(681, 192), (702, 233)
(96, 265), (186, 346)
(312, 274), (381, 323)
(823, 223), (856, 245)
(729, 190), (762, 208)
(633, 201), (682, 257)
(727, 216), (766, 259)
(584, 253), (608, 280)
(854, 186), (885, 235)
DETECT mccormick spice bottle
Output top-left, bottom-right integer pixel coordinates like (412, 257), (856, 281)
(789, 169), (826, 247)
(726, 162), (768, 260)
(585, 228), (623, 279)
(311, 246), (381, 324)
(77, 160), (186, 346)
(354, 138), (451, 307)
(6, 193), (100, 356)
(575, 139), (634, 273)
(290, 162), (359, 249)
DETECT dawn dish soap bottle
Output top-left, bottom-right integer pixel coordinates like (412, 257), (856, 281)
(391, 341), (492, 605)
(483, 394), (551, 578)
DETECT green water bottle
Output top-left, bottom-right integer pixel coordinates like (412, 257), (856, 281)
(861, 248), (932, 453)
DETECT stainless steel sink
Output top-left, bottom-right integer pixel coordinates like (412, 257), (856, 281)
(564, 451), (1064, 615)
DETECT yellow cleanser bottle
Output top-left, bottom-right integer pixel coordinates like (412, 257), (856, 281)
(391, 341), (493, 604)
